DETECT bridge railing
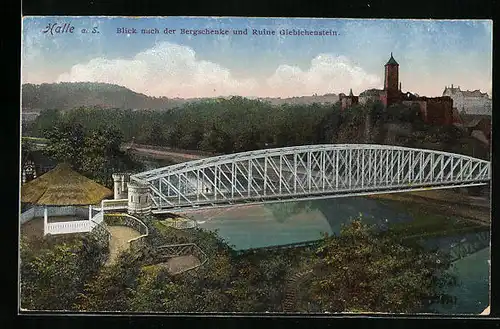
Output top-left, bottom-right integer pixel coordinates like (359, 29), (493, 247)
(133, 144), (491, 181)
(150, 179), (490, 211)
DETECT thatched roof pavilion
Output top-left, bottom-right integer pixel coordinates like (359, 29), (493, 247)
(21, 163), (113, 206)
(21, 163), (113, 236)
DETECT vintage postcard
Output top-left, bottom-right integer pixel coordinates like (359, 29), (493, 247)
(19, 17), (492, 315)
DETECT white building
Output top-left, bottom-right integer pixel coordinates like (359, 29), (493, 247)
(442, 85), (492, 115)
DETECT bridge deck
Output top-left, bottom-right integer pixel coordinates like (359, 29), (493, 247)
(151, 181), (488, 212)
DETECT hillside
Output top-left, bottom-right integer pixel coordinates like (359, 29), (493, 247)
(21, 82), (339, 112)
(21, 82), (185, 111)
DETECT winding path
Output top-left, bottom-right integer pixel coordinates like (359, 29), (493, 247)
(106, 226), (142, 265)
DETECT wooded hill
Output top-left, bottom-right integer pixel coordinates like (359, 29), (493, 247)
(21, 82), (339, 111)
(21, 82), (184, 111)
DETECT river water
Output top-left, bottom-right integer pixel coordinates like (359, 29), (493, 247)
(139, 159), (489, 314)
(188, 197), (490, 315)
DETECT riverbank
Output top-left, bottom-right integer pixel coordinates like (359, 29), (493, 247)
(367, 189), (490, 226)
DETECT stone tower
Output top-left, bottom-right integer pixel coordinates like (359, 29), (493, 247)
(384, 52), (399, 91)
(112, 173), (130, 199)
(382, 52), (401, 107)
(127, 180), (152, 215)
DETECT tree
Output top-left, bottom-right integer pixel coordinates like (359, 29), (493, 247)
(81, 126), (131, 186)
(138, 121), (167, 146)
(77, 250), (141, 312)
(44, 122), (86, 169)
(20, 234), (107, 311)
(200, 124), (233, 153)
(369, 100), (385, 123)
(21, 138), (36, 155)
(301, 218), (457, 313)
(43, 122), (137, 187)
(28, 109), (62, 137)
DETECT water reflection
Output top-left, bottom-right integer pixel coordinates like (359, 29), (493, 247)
(264, 201), (314, 223)
(196, 197), (419, 250)
(264, 197), (415, 234)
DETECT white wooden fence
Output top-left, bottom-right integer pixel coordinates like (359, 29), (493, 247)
(45, 211), (104, 235)
(19, 205), (105, 235)
(46, 220), (95, 235)
(20, 205), (91, 224)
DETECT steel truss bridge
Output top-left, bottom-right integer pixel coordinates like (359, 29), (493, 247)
(131, 144), (491, 213)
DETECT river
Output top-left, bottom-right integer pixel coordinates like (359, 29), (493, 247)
(138, 158), (490, 314)
(188, 197), (490, 315)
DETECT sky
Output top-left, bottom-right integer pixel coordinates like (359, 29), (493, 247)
(21, 17), (493, 98)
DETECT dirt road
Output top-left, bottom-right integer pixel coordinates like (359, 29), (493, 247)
(129, 147), (206, 162)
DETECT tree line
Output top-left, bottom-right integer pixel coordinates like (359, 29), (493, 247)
(23, 96), (488, 162)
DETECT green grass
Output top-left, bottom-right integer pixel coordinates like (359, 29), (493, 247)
(152, 220), (185, 238)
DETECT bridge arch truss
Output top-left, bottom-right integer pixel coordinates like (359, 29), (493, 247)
(131, 144), (491, 212)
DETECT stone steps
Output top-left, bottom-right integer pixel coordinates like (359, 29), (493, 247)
(282, 269), (313, 312)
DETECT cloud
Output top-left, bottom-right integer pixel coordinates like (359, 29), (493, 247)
(57, 41), (382, 97)
(267, 54), (381, 96)
(57, 42), (258, 97)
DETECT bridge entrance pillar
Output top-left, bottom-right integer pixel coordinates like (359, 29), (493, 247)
(112, 173), (130, 200)
(127, 181), (152, 215)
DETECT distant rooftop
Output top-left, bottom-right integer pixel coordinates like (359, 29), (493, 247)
(443, 85), (489, 98)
